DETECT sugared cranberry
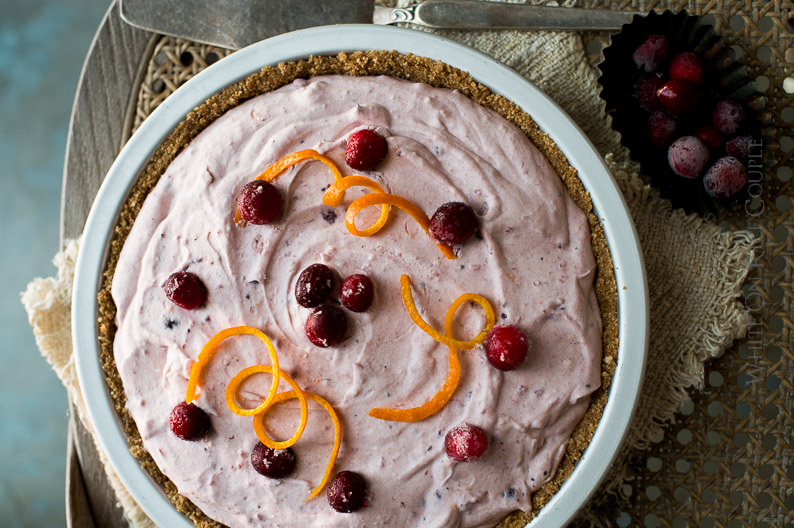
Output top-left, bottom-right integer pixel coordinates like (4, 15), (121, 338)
(711, 99), (746, 135)
(339, 274), (374, 312)
(647, 111), (678, 149)
(164, 271), (207, 310)
(327, 470), (367, 513)
(636, 75), (664, 111)
(632, 34), (669, 73)
(429, 202), (478, 246)
(668, 52), (705, 85)
(703, 156), (748, 199)
(251, 443), (296, 479)
(345, 129), (388, 171)
(305, 305), (347, 347)
(695, 124), (724, 150)
(484, 324), (528, 371)
(237, 180), (283, 224)
(170, 401), (210, 441)
(656, 79), (699, 115)
(726, 135), (754, 160)
(295, 263), (334, 308)
(444, 424), (488, 462)
(667, 136), (711, 179)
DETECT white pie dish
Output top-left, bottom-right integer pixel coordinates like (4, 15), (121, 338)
(72, 24), (648, 528)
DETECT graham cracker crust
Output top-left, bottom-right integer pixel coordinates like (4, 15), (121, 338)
(95, 50), (619, 528)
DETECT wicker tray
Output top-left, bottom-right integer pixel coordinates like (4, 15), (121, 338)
(64, 1), (792, 526)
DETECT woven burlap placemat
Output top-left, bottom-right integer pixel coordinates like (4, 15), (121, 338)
(23, 0), (791, 526)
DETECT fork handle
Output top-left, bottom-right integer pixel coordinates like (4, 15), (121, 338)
(374, 0), (637, 31)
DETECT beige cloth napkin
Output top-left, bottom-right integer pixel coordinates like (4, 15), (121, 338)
(22, 8), (755, 527)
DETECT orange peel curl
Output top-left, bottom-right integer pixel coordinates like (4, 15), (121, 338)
(399, 274), (495, 349)
(369, 274), (495, 422)
(187, 325), (341, 501)
(254, 390), (341, 501)
(369, 346), (461, 422)
(235, 149), (343, 224)
(322, 175), (389, 236)
(345, 192), (456, 259)
(226, 365), (307, 430)
(186, 326), (280, 410)
(253, 149), (343, 184)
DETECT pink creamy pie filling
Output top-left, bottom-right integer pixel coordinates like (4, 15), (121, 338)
(111, 75), (602, 528)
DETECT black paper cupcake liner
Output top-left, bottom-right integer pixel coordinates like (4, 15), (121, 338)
(598, 10), (775, 216)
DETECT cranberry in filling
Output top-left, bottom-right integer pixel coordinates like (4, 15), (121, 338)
(484, 324), (528, 371)
(251, 443), (297, 479)
(164, 271), (207, 310)
(295, 263), (334, 308)
(327, 470), (367, 513)
(345, 129), (388, 171)
(237, 180), (283, 224)
(305, 305), (348, 347)
(169, 401), (210, 441)
(339, 274), (374, 312)
(445, 424), (488, 462)
(429, 202), (478, 246)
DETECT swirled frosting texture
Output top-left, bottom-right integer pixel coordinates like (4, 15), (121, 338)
(112, 75), (602, 528)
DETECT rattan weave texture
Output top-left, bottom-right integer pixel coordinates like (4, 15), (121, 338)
(579, 2), (792, 527)
(130, 2), (792, 526)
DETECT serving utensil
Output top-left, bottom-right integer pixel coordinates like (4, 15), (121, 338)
(119, 0), (636, 49)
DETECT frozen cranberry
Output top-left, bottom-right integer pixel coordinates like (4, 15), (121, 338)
(668, 136), (711, 179)
(632, 34), (669, 73)
(484, 324), (528, 371)
(237, 180), (283, 224)
(164, 271), (207, 310)
(703, 156), (748, 199)
(429, 202), (478, 245)
(305, 305), (347, 347)
(339, 274), (374, 312)
(711, 99), (746, 135)
(295, 263), (334, 308)
(251, 443), (296, 479)
(327, 470), (367, 513)
(726, 135), (754, 160)
(345, 129), (387, 171)
(636, 75), (664, 111)
(668, 52), (705, 85)
(169, 401), (210, 441)
(695, 124), (724, 150)
(444, 424), (488, 462)
(656, 79), (699, 115)
(647, 111), (678, 149)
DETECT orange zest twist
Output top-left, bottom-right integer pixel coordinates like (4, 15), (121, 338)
(369, 347), (461, 423)
(186, 326), (280, 411)
(235, 149), (343, 224)
(345, 192), (456, 260)
(398, 274), (495, 350)
(253, 390), (342, 501)
(369, 274), (495, 422)
(322, 175), (389, 236)
(187, 325), (341, 501)
(226, 365), (307, 430)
